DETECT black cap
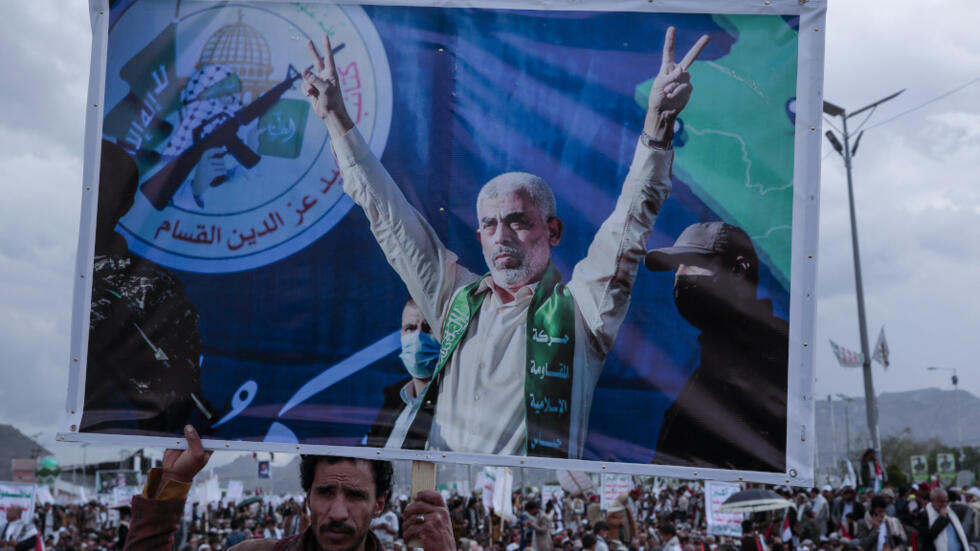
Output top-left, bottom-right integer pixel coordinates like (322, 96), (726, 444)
(645, 222), (757, 272)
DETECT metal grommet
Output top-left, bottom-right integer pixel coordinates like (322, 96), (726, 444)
(225, 443), (230, 448)
(789, 469), (798, 477)
(803, 342), (809, 347)
(70, 425), (77, 431)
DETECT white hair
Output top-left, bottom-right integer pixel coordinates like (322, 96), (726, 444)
(476, 172), (556, 222)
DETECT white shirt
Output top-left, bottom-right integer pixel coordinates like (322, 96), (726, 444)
(371, 510), (399, 545)
(1, 518), (37, 544)
(385, 380), (426, 449)
(334, 128), (672, 458)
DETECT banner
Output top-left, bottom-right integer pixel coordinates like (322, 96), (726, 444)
(872, 327), (890, 368)
(111, 486), (138, 507)
(600, 473), (632, 511)
(224, 480), (244, 505)
(541, 484), (565, 508)
(557, 471), (594, 494)
(705, 481), (742, 537)
(936, 453), (956, 484)
(492, 467), (515, 520)
(0, 482), (37, 519)
(830, 340), (864, 367)
(475, 468), (496, 511)
(909, 455), (928, 483)
(64, 0), (823, 485)
(95, 470), (141, 493)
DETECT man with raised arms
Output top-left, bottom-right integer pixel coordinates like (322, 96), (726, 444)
(301, 28), (709, 459)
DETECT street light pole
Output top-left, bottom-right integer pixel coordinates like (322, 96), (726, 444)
(836, 393), (853, 460)
(823, 90), (904, 461)
(828, 395), (839, 473)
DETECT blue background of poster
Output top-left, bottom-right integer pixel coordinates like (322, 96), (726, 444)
(99, 2), (795, 463)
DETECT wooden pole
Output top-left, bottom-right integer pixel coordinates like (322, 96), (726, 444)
(406, 461), (436, 549)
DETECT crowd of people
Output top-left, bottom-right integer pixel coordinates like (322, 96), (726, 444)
(5, 471), (980, 551)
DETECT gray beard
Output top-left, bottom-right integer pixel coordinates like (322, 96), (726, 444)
(489, 264), (533, 288)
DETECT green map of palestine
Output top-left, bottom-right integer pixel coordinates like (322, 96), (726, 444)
(635, 15), (798, 290)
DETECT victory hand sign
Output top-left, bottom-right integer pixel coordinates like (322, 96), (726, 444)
(303, 36), (355, 137)
(644, 27), (710, 146)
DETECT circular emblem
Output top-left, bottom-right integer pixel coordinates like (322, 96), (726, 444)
(105, 2), (392, 272)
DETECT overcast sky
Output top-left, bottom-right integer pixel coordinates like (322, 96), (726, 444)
(1, 0), (978, 467)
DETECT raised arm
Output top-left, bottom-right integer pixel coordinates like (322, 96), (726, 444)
(568, 27), (709, 354)
(302, 37), (477, 331)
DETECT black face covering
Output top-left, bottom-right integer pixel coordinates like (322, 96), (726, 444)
(673, 274), (740, 329)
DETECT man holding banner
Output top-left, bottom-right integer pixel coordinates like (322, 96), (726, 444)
(0, 506), (38, 551)
(302, 28), (709, 459)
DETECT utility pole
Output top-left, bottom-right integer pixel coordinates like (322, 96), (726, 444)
(823, 90), (904, 462)
(836, 394), (853, 460)
(828, 395), (839, 474)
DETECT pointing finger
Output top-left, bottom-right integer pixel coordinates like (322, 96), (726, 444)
(679, 34), (711, 70)
(661, 26), (676, 70)
(306, 39), (325, 73)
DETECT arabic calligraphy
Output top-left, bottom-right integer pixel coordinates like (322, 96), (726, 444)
(321, 169), (340, 194)
(528, 393), (568, 415)
(264, 112), (297, 145)
(529, 360), (570, 380)
(531, 328), (570, 347)
(530, 433), (563, 450)
(151, 178), (347, 252)
(123, 63), (170, 153)
(339, 62), (364, 123)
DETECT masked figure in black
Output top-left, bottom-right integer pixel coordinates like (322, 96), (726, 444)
(81, 140), (212, 435)
(645, 222), (788, 471)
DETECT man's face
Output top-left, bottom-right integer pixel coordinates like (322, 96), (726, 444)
(306, 459), (385, 551)
(930, 491), (948, 511)
(6, 506), (21, 521)
(477, 190), (558, 289)
(401, 303), (430, 336)
(842, 488), (855, 502)
(872, 507), (886, 521)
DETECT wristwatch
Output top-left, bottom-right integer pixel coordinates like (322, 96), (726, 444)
(641, 131), (672, 150)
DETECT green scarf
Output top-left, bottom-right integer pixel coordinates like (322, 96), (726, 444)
(426, 263), (576, 457)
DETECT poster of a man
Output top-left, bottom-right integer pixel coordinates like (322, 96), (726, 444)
(301, 28), (709, 458)
(64, 0), (822, 483)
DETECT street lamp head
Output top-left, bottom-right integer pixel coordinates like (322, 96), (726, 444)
(823, 100), (845, 117)
(825, 131), (844, 154)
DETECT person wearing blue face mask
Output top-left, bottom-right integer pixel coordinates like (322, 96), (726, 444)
(365, 299), (440, 449)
